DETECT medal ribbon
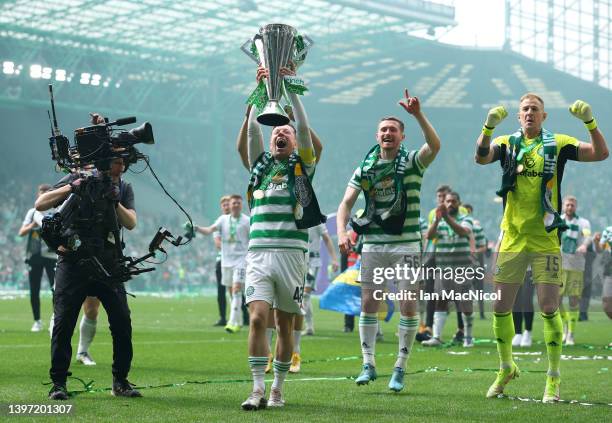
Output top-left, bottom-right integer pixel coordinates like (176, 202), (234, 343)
(516, 137), (541, 163)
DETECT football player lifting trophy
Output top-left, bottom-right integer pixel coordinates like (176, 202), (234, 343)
(241, 23), (313, 126)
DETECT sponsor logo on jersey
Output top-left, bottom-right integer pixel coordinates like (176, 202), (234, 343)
(518, 169), (545, 178)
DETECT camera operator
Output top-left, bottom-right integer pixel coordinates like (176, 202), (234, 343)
(36, 113), (141, 400)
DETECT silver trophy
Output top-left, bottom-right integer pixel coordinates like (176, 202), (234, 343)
(241, 24), (313, 126)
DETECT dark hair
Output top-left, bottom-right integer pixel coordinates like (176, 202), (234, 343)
(446, 191), (461, 202)
(436, 184), (452, 193)
(379, 116), (404, 132)
(230, 194), (242, 201)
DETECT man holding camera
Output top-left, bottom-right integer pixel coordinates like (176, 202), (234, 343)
(36, 113), (141, 400)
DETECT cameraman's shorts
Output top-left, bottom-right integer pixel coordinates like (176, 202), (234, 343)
(221, 265), (246, 287)
(245, 249), (306, 315)
(359, 242), (421, 292)
(559, 270), (584, 297)
(494, 230), (561, 285)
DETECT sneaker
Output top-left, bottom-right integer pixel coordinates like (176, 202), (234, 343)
(355, 364), (377, 385)
(486, 362), (520, 398)
(343, 326), (353, 333)
(31, 320), (43, 332)
(267, 388), (285, 408)
(48, 383), (69, 400)
(542, 376), (561, 403)
(302, 327), (315, 336)
(388, 367), (405, 392)
(76, 352), (96, 366)
(422, 337), (442, 347)
(511, 333), (522, 347)
(289, 352), (301, 373)
(463, 336), (474, 348)
(241, 389), (267, 411)
(452, 330), (465, 344)
(265, 353), (273, 374)
(213, 319), (227, 327)
(111, 378), (142, 398)
(520, 330), (532, 347)
(415, 328), (432, 342)
(565, 332), (575, 346)
(225, 324), (240, 334)
(578, 312), (588, 322)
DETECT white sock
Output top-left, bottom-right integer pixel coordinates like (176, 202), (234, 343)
(293, 330), (302, 354)
(303, 292), (313, 330)
(266, 328), (275, 353)
(462, 313), (474, 339)
(377, 321), (383, 336)
(433, 311), (447, 340)
(271, 360), (291, 391)
(359, 312), (378, 366)
(230, 293), (242, 326)
(248, 356), (268, 393)
(395, 315), (419, 369)
(77, 316), (97, 355)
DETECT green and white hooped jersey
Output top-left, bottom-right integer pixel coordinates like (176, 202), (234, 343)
(348, 150), (426, 245)
(249, 161), (315, 252)
(473, 220), (487, 249)
(561, 214), (591, 271)
(432, 213), (474, 267)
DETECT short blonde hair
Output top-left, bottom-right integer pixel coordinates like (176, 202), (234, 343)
(563, 195), (577, 204)
(220, 195), (231, 204)
(519, 93), (544, 108)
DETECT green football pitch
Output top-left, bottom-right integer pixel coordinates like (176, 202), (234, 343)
(1, 296), (610, 422)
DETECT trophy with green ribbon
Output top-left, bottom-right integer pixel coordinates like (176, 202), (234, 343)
(241, 24), (313, 126)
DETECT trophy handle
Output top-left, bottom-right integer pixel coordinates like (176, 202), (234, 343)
(295, 34), (314, 62)
(240, 39), (260, 64)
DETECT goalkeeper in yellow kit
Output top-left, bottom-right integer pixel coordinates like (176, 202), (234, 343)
(474, 94), (608, 402)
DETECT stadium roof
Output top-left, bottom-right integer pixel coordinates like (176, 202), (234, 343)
(0, 0), (455, 59)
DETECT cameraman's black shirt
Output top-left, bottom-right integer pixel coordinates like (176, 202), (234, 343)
(53, 173), (135, 212)
(53, 173), (135, 260)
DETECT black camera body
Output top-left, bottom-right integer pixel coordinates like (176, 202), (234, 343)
(50, 117), (154, 173)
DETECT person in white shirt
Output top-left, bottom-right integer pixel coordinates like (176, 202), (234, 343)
(195, 194), (250, 333)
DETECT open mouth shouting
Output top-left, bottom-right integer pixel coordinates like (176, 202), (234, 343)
(382, 136), (394, 146)
(275, 137), (289, 149)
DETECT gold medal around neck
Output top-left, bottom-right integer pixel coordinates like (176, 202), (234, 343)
(516, 164), (524, 173)
(253, 189), (265, 200)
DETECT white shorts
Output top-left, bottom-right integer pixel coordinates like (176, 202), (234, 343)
(221, 265), (246, 288)
(359, 242), (422, 290)
(245, 249), (307, 314)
